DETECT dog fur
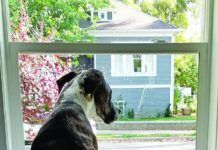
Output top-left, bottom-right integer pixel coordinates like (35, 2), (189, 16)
(31, 69), (119, 150)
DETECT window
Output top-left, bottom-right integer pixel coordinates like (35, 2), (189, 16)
(107, 11), (113, 20)
(0, 0), (213, 150)
(111, 54), (156, 76)
(133, 54), (142, 72)
(92, 10), (113, 22)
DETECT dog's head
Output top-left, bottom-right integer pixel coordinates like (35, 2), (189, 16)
(57, 69), (120, 124)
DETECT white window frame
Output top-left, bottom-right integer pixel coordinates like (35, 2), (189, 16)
(0, 0), (216, 150)
(1, 43), (210, 150)
(111, 54), (157, 77)
(91, 10), (114, 22)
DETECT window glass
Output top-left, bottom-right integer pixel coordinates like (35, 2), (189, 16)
(133, 54), (142, 72)
(107, 11), (113, 20)
(19, 53), (198, 150)
(8, 0), (206, 43)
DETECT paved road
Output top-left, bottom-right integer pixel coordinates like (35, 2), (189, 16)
(26, 141), (195, 150)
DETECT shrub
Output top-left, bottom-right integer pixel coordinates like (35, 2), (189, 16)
(127, 108), (134, 118)
(174, 87), (182, 114)
(165, 104), (172, 117)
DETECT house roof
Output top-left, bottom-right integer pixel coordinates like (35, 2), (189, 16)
(95, 0), (177, 30)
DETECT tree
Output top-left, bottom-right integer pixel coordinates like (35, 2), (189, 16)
(174, 55), (198, 94)
(20, 55), (71, 123)
(9, 0), (109, 123)
(140, 0), (196, 29)
(9, 0), (109, 42)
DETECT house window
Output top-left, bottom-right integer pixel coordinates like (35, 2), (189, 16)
(111, 54), (156, 76)
(133, 54), (142, 72)
(107, 11), (113, 20)
(92, 11), (113, 21)
(93, 12), (98, 17)
(100, 12), (105, 20)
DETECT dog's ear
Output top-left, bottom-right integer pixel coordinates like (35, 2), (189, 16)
(79, 69), (103, 95)
(56, 71), (80, 93)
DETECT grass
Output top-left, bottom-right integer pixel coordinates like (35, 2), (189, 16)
(97, 133), (196, 139)
(117, 115), (196, 121)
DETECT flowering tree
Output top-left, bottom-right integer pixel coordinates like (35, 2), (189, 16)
(9, 0), (109, 125)
(20, 55), (72, 123)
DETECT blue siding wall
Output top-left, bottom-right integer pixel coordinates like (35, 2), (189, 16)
(112, 88), (170, 117)
(96, 54), (171, 85)
(95, 54), (172, 117)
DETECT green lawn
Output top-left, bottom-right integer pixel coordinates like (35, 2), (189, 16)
(97, 133), (196, 139)
(118, 115), (196, 121)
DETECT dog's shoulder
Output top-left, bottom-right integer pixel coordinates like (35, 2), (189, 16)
(31, 101), (97, 150)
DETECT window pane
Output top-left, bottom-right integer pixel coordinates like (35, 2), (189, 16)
(9, 0), (206, 43)
(19, 53), (198, 150)
(107, 11), (113, 20)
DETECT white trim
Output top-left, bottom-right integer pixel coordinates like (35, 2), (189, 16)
(1, 0), (25, 150)
(91, 29), (180, 37)
(208, 0), (218, 149)
(10, 43), (206, 53)
(6, 43), (209, 150)
(111, 54), (157, 77)
(91, 10), (114, 22)
(170, 55), (174, 111)
(110, 84), (171, 89)
(93, 54), (97, 69)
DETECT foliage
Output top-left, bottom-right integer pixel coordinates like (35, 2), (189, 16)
(127, 108), (134, 118)
(121, 0), (141, 10)
(164, 104), (172, 117)
(19, 55), (72, 123)
(9, 0), (109, 42)
(118, 115), (196, 121)
(173, 87), (182, 114)
(140, 0), (196, 29)
(9, 0), (109, 124)
(184, 96), (193, 108)
(174, 55), (198, 94)
(97, 133), (196, 139)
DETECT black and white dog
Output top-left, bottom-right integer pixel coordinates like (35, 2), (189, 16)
(31, 69), (120, 150)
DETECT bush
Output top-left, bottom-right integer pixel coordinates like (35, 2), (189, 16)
(173, 87), (182, 114)
(127, 108), (134, 118)
(165, 104), (172, 117)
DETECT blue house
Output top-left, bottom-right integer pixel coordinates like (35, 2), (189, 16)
(83, 0), (179, 117)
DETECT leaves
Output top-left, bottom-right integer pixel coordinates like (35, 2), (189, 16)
(9, 0), (109, 124)
(174, 55), (198, 94)
(19, 54), (71, 123)
(140, 0), (194, 29)
(9, 0), (109, 42)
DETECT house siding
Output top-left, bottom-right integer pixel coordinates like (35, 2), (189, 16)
(111, 88), (170, 117)
(95, 54), (172, 117)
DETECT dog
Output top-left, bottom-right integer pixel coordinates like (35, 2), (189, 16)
(31, 69), (120, 150)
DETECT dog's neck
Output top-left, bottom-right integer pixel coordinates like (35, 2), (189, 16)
(59, 78), (96, 118)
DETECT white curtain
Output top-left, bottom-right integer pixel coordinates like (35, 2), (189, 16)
(142, 55), (155, 74)
(111, 54), (123, 76)
(123, 55), (133, 75)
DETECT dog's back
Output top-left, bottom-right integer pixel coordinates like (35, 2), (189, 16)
(31, 101), (97, 150)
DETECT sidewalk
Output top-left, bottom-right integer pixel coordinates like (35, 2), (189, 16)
(97, 130), (195, 135)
